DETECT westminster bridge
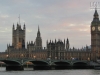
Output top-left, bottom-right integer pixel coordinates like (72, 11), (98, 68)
(0, 58), (100, 71)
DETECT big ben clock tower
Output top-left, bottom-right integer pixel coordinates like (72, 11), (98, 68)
(91, 9), (100, 60)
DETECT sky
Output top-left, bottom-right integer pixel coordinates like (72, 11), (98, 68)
(0, 0), (99, 52)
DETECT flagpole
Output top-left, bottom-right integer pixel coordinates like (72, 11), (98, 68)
(18, 14), (20, 25)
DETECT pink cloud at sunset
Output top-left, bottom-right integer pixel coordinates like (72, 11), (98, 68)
(0, 0), (99, 51)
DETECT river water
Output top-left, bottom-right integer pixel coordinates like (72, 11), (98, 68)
(0, 67), (100, 75)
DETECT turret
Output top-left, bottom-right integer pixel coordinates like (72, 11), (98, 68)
(23, 23), (26, 30)
(29, 41), (30, 44)
(50, 39), (51, 43)
(37, 25), (40, 37)
(46, 40), (48, 48)
(16, 22), (21, 30)
(31, 41), (33, 44)
(55, 39), (56, 43)
(7, 44), (8, 48)
(47, 40), (48, 44)
(35, 26), (42, 49)
(17, 22), (19, 29)
(52, 40), (53, 43)
(13, 23), (15, 30)
(66, 38), (69, 50)
(92, 8), (99, 22)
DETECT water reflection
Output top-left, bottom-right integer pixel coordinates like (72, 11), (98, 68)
(0, 67), (100, 75)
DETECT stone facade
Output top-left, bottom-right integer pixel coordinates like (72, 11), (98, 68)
(0, 9), (99, 61)
(47, 39), (91, 60)
(12, 23), (25, 49)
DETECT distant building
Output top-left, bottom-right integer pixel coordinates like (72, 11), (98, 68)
(0, 9), (99, 61)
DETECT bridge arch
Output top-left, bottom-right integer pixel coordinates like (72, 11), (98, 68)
(0, 59), (23, 71)
(23, 60), (50, 70)
(73, 61), (88, 69)
(52, 60), (71, 69)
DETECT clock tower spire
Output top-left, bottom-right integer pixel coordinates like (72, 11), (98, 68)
(93, 8), (99, 21)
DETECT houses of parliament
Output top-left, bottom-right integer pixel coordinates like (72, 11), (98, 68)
(0, 9), (100, 61)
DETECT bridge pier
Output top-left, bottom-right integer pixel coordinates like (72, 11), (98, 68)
(72, 65), (89, 69)
(6, 65), (24, 71)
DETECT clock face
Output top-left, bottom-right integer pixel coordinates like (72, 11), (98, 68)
(92, 27), (95, 31)
(98, 26), (100, 31)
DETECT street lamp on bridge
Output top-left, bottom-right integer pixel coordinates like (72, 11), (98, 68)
(48, 55), (51, 65)
(55, 57), (57, 60)
(6, 54), (9, 60)
(34, 56), (36, 59)
(21, 54), (23, 64)
(71, 57), (72, 60)
(88, 57), (90, 61)
(21, 54), (23, 58)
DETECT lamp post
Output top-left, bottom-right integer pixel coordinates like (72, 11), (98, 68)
(88, 57), (90, 61)
(49, 55), (51, 59)
(34, 56), (36, 59)
(71, 57), (72, 60)
(21, 54), (23, 64)
(55, 57), (57, 60)
(6, 54), (9, 60)
(21, 54), (23, 58)
(49, 55), (51, 65)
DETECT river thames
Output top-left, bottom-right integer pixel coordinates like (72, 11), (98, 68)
(0, 68), (100, 75)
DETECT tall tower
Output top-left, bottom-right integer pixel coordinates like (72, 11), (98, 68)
(91, 9), (100, 60)
(12, 23), (25, 49)
(35, 26), (42, 49)
(66, 38), (69, 50)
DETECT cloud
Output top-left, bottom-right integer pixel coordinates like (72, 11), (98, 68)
(0, 0), (99, 51)
(0, 15), (9, 18)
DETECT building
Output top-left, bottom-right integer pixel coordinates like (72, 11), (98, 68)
(91, 9), (100, 60)
(0, 9), (99, 61)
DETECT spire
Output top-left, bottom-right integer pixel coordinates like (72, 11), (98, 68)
(13, 23), (15, 30)
(55, 39), (56, 43)
(86, 44), (88, 50)
(93, 8), (99, 21)
(17, 22), (18, 27)
(67, 38), (69, 44)
(37, 25), (40, 37)
(31, 41), (33, 44)
(29, 41), (30, 44)
(64, 39), (65, 44)
(38, 25), (40, 32)
(52, 40), (53, 43)
(50, 39), (51, 43)
(7, 44), (8, 47)
(9, 43), (10, 46)
(47, 40), (48, 44)
(73, 47), (74, 50)
(66, 38), (69, 50)
(23, 23), (26, 30)
(94, 8), (98, 17)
